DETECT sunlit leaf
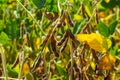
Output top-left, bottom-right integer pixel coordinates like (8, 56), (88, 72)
(69, 0), (74, 4)
(74, 14), (82, 22)
(7, 65), (18, 77)
(84, 6), (92, 17)
(0, 32), (9, 45)
(90, 61), (96, 70)
(23, 63), (30, 75)
(33, 37), (40, 50)
(76, 33), (111, 53)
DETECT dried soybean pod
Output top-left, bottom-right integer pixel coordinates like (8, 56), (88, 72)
(51, 32), (59, 57)
(67, 29), (80, 49)
(31, 54), (43, 73)
(96, 9), (99, 24)
(57, 11), (66, 28)
(81, 4), (86, 18)
(44, 11), (54, 20)
(67, 29), (75, 40)
(57, 31), (68, 46)
(60, 38), (68, 52)
(65, 11), (74, 27)
(41, 27), (53, 46)
(53, 11), (59, 21)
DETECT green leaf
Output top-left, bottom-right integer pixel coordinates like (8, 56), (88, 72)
(98, 21), (110, 37)
(56, 64), (68, 80)
(4, 19), (20, 39)
(101, 0), (117, 9)
(32, 0), (46, 9)
(26, 73), (34, 80)
(7, 65), (18, 77)
(108, 20), (118, 35)
(0, 32), (9, 45)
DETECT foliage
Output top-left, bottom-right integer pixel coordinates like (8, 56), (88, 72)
(0, 0), (120, 80)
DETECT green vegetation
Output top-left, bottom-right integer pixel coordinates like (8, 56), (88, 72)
(0, 0), (120, 80)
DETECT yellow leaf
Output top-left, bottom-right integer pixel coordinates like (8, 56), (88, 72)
(76, 33), (111, 53)
(109, 54), (116, 63)
(105, 0), (110, 3)
(74, 14), (82, 21)
(90, 61), (96, 70)
(33, 37), (40, 50)
(85, 6), (92, 17)
(69, 0), (74, 4)
(23, 63), (30, 75)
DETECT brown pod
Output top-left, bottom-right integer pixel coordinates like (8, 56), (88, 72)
(65, 11), (74, 27)
(60, 38), (68, 52)
(44, 11), (54, 21)
(96, 10), (99, 24)
(81, 4), (86, 18)
(67, 29), (75, 40)
(51, 32), (59, 57)
(53, 11), (59, 21)
(41, 27), (52, 46)
(67, 29), (80, 49)
(56, 21), (62, 28)
(57, 12), (66, 28)
(31, 54), (43, 73)
(57, 31), (68, 46)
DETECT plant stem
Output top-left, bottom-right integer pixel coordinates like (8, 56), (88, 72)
(69, 39), (74, 80)
(0, 77), (22, 80)
(0, 46), (8, 80)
